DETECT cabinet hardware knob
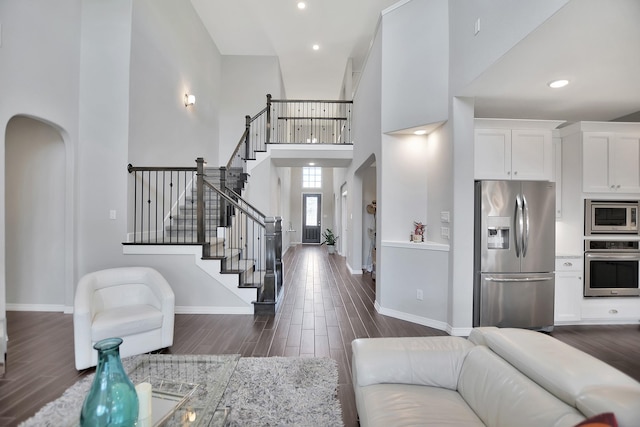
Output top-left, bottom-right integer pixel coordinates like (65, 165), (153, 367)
(563, 262), (573, 267)
(514, 171), (518, 175)
(617, 185), (621, 188)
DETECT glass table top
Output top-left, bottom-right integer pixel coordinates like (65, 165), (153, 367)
(124, 354), (240, 427)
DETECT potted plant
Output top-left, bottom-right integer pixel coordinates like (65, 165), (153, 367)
(321, 228), (339, 254)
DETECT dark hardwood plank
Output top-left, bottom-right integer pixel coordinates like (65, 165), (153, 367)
(1, 245), (639, 427)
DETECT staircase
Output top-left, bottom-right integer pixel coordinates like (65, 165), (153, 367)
(125, 95), (352, 315)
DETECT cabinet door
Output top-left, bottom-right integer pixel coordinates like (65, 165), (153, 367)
(554, 272), (583, 323)
(474, 129), (512, 180)
(582, 132), (612, 193)
(611, 134), (640, 193)
(511, 129), (552, 180)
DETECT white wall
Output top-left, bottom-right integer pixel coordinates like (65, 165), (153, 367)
(76, 0), (134, 280)
(128, 0), (222, 166)
(378, 244), (449, 328)
(380, 134), (430, 241)
(219, 56), (284, 164)
(425, 124), (453, 245)
(448, 0), (569, 91)
(349, 20), (383, 273)
(381, 0), (449, 133)
(0, 0), (82, 314)
(5, 117), (66, 307)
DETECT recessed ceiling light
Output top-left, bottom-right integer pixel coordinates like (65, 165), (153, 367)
(297, 2), (306, 10)
(312, 44), (320, 51)
(548, 79), (569, 89)
(309, 162), (315, 166)
(414, 130), (427, 135)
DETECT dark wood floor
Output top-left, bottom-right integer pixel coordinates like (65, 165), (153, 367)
(1, 244), (639, 426)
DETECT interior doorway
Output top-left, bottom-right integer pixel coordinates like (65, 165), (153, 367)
(5, 116), (66, 307)
(302, 193), (321, 243)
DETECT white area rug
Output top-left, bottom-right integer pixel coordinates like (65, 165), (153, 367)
(222, 357), (343, 426)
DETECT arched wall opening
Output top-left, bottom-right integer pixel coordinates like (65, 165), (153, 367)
(5, 116), (67, 309)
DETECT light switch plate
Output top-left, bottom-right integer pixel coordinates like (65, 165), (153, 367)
(440, 211), (450, 223)
(441, 227), (450, 239)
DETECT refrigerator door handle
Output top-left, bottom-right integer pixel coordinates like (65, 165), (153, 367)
(514, 195), (523, 257)
(484, 276), (553, 282)
(522, 194), (530, 258)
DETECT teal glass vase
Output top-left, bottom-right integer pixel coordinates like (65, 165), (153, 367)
(80, 337), (139, 427)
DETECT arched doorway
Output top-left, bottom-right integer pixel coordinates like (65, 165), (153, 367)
(5, 116), (66, 308)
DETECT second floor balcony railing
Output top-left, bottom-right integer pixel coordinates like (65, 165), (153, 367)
(269, 95), (353, 145)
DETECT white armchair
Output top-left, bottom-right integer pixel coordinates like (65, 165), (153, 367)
(73, 267), (175, 370)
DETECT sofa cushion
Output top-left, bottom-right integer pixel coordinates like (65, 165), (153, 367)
(479, 329), (640, 408)
(358, 383), (484, 427)
(458, 346), (586, 427)
(91, 304), (163, 342)
(352, 336), (474, 390)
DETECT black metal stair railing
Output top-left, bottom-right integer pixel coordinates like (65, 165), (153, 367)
(126, 163), (201, 244)
(126, 158), (283, 310)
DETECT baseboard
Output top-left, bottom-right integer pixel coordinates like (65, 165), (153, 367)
(6, 303), (66, 312)
(175, 306), (253, 315)
(374, 301), (471, 336)
(346, 262), (362, 275)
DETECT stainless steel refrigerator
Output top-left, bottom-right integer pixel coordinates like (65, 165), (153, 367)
(474, 180), (556, 331)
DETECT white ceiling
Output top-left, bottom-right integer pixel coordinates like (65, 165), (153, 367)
(190, 0), (400, 100)
(191, 0), (640, 122)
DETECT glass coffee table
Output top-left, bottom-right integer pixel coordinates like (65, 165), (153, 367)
(124, 354), (240, 427)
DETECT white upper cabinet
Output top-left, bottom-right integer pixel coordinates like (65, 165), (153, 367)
(474, 119), (563, 181)
(582, 132), (640, 193)
(474, 128), (512, 179)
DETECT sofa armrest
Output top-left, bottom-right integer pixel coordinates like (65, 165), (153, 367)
(577, 386), (640, 427)
(352, 336), (474, 391)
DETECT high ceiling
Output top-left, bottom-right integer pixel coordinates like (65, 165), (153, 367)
(190, 0), (399, 100)
(464, 0), (640, 123)
(191, 0), (640, 123)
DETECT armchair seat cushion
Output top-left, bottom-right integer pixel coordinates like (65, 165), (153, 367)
(91, 304), (163, 342)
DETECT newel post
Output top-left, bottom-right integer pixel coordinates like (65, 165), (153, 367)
(263, 216), (277, 302)
(219, 166), (228, 228)
(245, 115), (251, 162)
(275, 216), (283, 295)
(196, 157), (210, 257)
(266, 93), (272, 144)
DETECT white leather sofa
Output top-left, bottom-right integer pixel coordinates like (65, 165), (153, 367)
(352, 327), (640, 427)
(73, 267), (175, 370)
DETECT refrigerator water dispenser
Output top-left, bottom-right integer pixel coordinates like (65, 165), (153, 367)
(487, 227), (509, 249)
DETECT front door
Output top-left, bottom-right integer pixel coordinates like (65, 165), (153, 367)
(302, 193), (321, 243)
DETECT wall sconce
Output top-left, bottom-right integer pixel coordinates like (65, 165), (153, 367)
(184, 93), (196, 107)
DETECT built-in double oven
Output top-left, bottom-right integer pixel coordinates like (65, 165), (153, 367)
(584, 240), (640, 297)
(584, 200), (640, 297)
